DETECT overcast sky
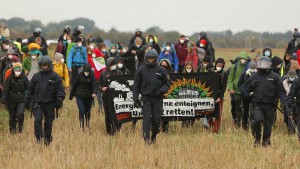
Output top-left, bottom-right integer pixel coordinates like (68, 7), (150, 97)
(1, 0), (299, 35)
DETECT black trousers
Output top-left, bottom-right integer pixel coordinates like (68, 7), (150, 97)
(71, 65), (83, 86)
(103, 97), (119, 135)
(7, 102), (25, 133)
(230, 94), (237, 122)
(242, 96), (250, 128)
(34, 102), (55, 142)
(142, 96), (163, 142)
(252, 103), (276, 145)
(287, 104), (300, 138)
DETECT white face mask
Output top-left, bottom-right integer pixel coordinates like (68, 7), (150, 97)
(110, 65), (117, 71)
(4, 45), (9, 50)
(15, 71), (21, 77)
(289, 77), (295, 81)
(240, 59), (246, 64)
(117, 63), (123, 69)
(250, 69), (257, 73)
(180, 39), (185, 44)
(110, 49), (116, 54)
(8, 55), (13, 59)
(63, 36), (67, 40)
(200, 44), (205, 47)
(90, 45), (94, 50)
(101, 49), (106, 52)
(31, 55), (37, 60)
(216, 67), (222, 72)
(203, 63), (208, 67)
(264, 51), (271, 57)
(92, 54), (96, 58)
(67, 40), (72, 43)
(77, 43), (82, 47)
(84, 72), (89, 76)
(149, 39), (153, 43)
(166, 46), (171, 51)
(186, 69), (192, 73)
(60, 58), (65, 63)
(136, 44), (141, 48)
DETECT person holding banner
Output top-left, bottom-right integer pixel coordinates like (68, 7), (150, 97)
(99, 57), (123, 135)
(133, 49), (171, 144)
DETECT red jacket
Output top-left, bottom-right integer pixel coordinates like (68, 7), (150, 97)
(175, 41), (188, 65)
(185, 46), (198, 70)
(297, 50), (300, 66)
(88, 48), (106, 80)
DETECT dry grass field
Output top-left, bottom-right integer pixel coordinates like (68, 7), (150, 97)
(1, 48), (300, 169)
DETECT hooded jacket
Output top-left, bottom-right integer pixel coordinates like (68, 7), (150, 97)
(159, 43), (179, 72)
(185, 46), (199, 70)
(70, 64), (97, 99)
(271, 56), (283, 76)
(262, 48), (273, 59)
(215, 58), (228, 99)
(53, 61), (70, 87)
(227, 52), (248, 94)
(116, 57), (131, 75)
(174, 40), (188, 65)
(159, 58), (173, 73)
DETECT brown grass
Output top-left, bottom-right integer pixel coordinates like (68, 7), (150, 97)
(0, 48), (299, 169)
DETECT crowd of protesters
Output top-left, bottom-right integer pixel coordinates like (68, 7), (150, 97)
(1, 24), (300, 146)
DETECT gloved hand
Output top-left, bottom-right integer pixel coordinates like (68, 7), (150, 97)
(153, 89), (162, 96)
(56, 99), (63, 109)
(134, 99), (142, 108)
(251, 80), (259, 87)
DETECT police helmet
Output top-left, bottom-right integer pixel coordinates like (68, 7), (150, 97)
(257, 56), (272, 69)
(144, 49), (158, 65)
(38, 56), (53, 71)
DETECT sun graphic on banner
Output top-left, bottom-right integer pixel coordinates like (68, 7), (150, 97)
(164, 78), (212, 99)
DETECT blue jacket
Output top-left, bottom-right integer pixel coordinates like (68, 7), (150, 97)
(67, 46), (87, 68)
(159, 43), (179, 72)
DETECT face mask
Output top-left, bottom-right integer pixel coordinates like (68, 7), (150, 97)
(92, 54), (96, 58)
(250, 69), (257, 73)
(216, 67), (222, 72)
(110, 65), (117, 71)
(289, 77), (295, 81)
(8, 55), (13, 59)
(117, 63), (123, 69)
(4, 45), (9, 50)
(149, 39), (153, 43)
(166, 46), (171, 51)
(101, 49), (106, 52)
(180, 39), (185, 44)
(63, 36), (67, 40)
(136, 45), (141, 48)
(186, 69), (192, 73)
(84, 72), (89, 76)
(110, 49), (116, 54)
(15, 71), (21, 77)
(264, 51), (271, 57)
(203, 64), (208, 67)
(60, 58), (65, 63)
(90, 45), (94, 50)
(67, 40), (72, 43)
(200, 44), (205, 47)
(276, 64), (282, 68)
(240, 59), (246, 64)
(31, 55), (37, 60)
(77, 43), (82, 47)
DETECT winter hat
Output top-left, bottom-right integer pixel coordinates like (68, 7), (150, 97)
(28, 43), (41, 50)
(200, 39), (207, 46)
(203, 56), (211, 63)
(30, 48), (39, 55)
(291, 53), (298, 60)
(11, 55), (19, 62)
(55, 53), (64, 61)
(271, 56), (283, 66)
(145, 49), (159, 57)
(215, 58), (225, 65)
(288, 69), (297, 78)
(83, 63), (91, 73)
(239, 51), (248, 59)
(21, 46), (29, 54)
(13, 62), (22, 70)
(249, 61), (257, 69)
(197, 48), (206, 55)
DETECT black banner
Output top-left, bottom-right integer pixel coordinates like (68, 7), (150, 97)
(108, 72), (218, 123)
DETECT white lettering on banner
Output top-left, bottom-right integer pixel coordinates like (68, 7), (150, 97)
(114, 98), (214, 118)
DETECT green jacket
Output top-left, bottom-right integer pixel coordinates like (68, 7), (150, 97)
(227, 60), (247, 94)
(23, 53), (43, 72)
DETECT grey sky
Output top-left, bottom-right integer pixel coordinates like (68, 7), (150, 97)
(1, 0), (299, 35)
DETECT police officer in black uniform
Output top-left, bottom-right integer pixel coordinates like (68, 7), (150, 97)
(133, 49), (171, 144)
(27, 56), (65, 145)
(246, 56), (286, 146)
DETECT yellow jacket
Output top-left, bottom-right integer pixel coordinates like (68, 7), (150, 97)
(53, 61), (70, 87)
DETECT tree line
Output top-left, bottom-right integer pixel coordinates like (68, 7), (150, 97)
(0, 17), (293, 48)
